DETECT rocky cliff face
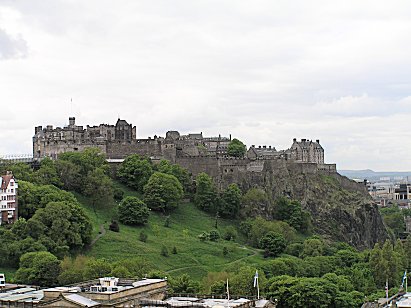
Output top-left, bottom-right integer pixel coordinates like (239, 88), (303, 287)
(221, 160), (388, 250)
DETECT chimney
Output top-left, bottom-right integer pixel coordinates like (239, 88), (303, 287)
(269, 146), (271, 149)
(301, 138), (306, 142)
(263, 145), (266, 149)
(316, 139), (320, 144)
(293, 138), (297, 142)
(252, 145), (255, 148)
(259, 146), (261, 149)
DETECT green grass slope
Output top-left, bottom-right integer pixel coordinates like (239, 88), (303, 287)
(82, 182), (265, 280)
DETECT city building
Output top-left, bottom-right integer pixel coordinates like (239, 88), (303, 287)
(0, 171), (18, 225)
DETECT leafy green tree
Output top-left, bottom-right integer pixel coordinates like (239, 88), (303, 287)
(143, 172), (183, 212)
(156, 160), (191, 193)
(287, 277), (336, 308)
(4, 163), (33, 182)
(83, 258), (112, 280)
(227, 138), (246, 157)
(17, 181), (78, 219)
(117, 154), (153, 192)
(301, 238), (324, 257)
(118, 196), (150, 225)
(114, 257), (152, 278)
(223, 226), (238, 241)
(15, 251), (61, 286)
(209, 230), (220, 241)
(194, 172), (217, 213)
(29, 201), (92, 252)
(169, 274), (200, 294)
(55, 159), (82, 192)
(111, 266), (132, 278)
(219, 184), (242, 218)
(84, 167), (114, 210)
(33, 158), (62, 187)
(247, 217), (296, 247)
(230, 266), (266, 296)
(259, 232), (287, 257)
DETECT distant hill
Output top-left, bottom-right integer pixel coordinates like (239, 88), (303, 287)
(338, 169), (411, 181)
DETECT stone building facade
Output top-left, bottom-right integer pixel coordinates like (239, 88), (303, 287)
(33, 118), (334, 182)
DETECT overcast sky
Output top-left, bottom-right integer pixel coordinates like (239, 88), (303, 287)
(1, 1), (411, 170)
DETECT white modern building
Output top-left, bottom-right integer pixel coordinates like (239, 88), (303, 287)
(0, 171), (18, 225)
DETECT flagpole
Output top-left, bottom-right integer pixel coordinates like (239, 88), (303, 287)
(226, 279), (230, 308)
(257, 276), (260, 300)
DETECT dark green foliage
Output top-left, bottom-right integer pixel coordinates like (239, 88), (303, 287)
(209, 230), (220, 241)
(58, 147), (110, 194)
(194, 172), (217, 213)
(301, 237), (325, 257)
(14, 251), (61, 286)
(227, 138), (246, 157)
(156, 160), (191, 193)
(32, 158), (62, 187)
(245, 217), (296, 247)
(259, 231), (287, 257)
(83, 258), (112, 280)
(109, 220), (120, 232)
(118, 196), (150, 225)
(223, 246), (228, 257)
(3, 163), (34, 182)
(83, 167), (114, 209)
(29, 201), (92, 252)
(273, 197), (311, 233)
(113, 187), (125, 201)
(161, 245), (169, 257)
(139, 231), (148, 242)
(143, 172), (183, 212)
(223, 226), (238, 241)
(117, 154), (153, 192)
(169, 274), (200, 294)
(284, 242), (303, 257)
(172, 246), (178, 254)
(229, 266), (267, 296)
(380, 206), (406, 237)
(17, 181), (78, 219)
(219, 183), (242, 218)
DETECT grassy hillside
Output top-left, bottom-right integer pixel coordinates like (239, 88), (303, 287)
(81, 182), (265, 280)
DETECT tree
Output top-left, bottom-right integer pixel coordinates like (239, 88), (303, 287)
(301, 238), (324, 258)
(194, 173), (217, 213)
(118, 196), (150, 225)
(156, 160), (191, 193)
(219, 184), (242, 218)
(143, 172), (183, 212)
(15, 251), (61, 286)
(169, 274), (200, 294)
(117, 154), (153, 192)
(84, 168), (114, 210)
(230, 266), (267, 296)
(259, 231), (287, 257)
(227, 138), (246, 157)
(29, 201), (92, 252)
(161, 245), (169, 257)
(209, 230), (220, 241)
(83, 258), (112, 280)
(33, 158), (62, 187)
(55, 159), (82, 192)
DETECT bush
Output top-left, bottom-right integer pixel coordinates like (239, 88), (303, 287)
(113, 188), (124, 201)
(118, 196), (150, 226)
(209, 230), (220, 241)
(224, 226), (238, 241)
(172, 246), (178, 254)
(109, 220), (120, 232)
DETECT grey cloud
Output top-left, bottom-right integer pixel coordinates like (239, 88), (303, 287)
(0, 29), (27, 59)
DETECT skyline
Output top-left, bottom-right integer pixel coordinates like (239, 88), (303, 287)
(1, 1), (411, 170)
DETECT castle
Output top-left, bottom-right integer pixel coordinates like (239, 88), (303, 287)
(33, 117), (336, 186)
